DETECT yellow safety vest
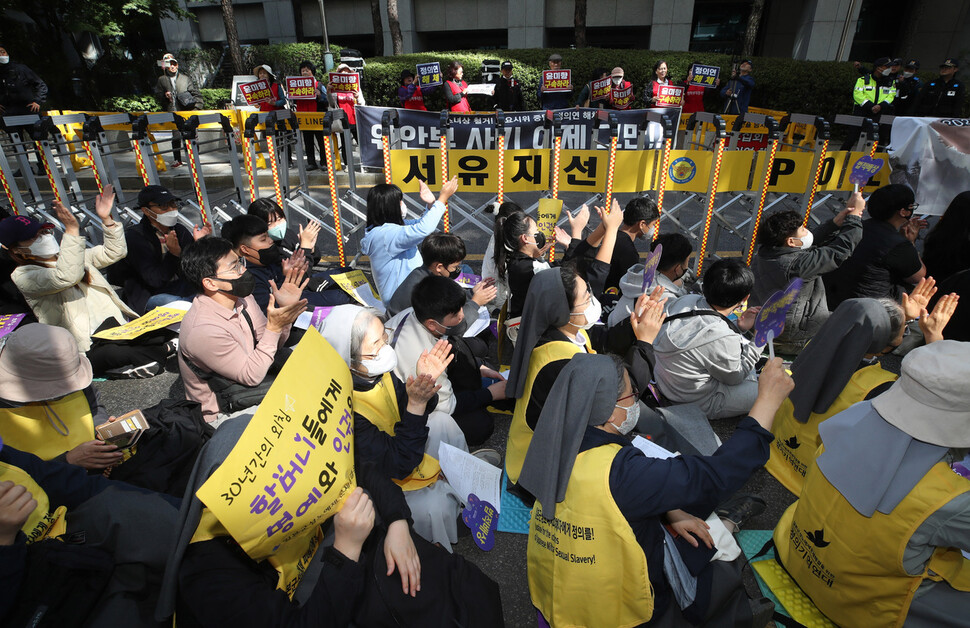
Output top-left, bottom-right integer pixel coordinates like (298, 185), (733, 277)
(506, 333), (592, 485)
(528, 444), (653, 628)
(0, 391), (95, 460)
(353, 372), (441, 492)
(775, 458), (970, 627)
(0, 461), (68, 544)
(766, 363), (896, 495)
(853, 75), (898, 107)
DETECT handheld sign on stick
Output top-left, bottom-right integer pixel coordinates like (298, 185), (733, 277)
(641, 243), (664, 293)
(848, 155), (884, 193)
(753, 278), (804, 359)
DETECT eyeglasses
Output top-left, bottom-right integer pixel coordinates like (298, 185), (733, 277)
(212, 256), (246, 277)
(908, 202), (920, 211)
(616, 387), (640, 404)
(360, 330), (391, 360)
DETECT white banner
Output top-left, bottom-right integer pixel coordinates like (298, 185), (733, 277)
(889, 117), (970, 216)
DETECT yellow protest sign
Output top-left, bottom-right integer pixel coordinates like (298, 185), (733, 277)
(196, 329), (357, 595)
(390, 149), (443, 192)
(559, 150), (608, 192)
(91, 307), (185, 340)
(332, 270), (384, 309)
(536, 198), (563, 246)
(504, 149), (549, 192)
(613, 151), (659, 193)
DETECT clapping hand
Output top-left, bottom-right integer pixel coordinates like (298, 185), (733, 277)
(193, 223), (212, 240)
(566, 204), (590, 238)
(919, 292), (959, 343)
(418, 179), (436, 206)
(631, 293), (667, 344)
(94, 184), (116, 224)
(902, 277), (937, 320)
(299, 221), (321, 249)
(269, 262), (309, 308)
(416, 339), (454, 380)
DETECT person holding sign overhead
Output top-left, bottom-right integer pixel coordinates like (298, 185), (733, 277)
(293, 61), (328, 171)
(397, 69), (426, 111)
(444, 61), (470, 112)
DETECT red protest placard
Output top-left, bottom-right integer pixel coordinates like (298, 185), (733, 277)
(611, 86), (633, 109)
(590, 77), (612, 102)
(285, 76), (316, 100)
(240, 79), (273, 105)
(542, 69), (572, 93)
(655, 85), (685, 107)
(329, 72), (360, 94)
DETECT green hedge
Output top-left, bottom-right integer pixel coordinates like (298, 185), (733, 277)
(100, 88), (233, 113)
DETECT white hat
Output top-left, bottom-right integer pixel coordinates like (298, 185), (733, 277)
(0, 324), (93, 404)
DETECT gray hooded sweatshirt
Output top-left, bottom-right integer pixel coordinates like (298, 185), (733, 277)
(652, 294), (763, 404)
(608, 264), (690, 328)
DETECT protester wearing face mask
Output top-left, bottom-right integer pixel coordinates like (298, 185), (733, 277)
(0, 190), (172, 379)
(520, 353), (794, 627)
(894, 59), (922, 116)
(750, 191), (865, 354)
(108, 185), (210, 314)
(765, 290), (957, 495)
(609, 232), (696, 330)
(607, 67), (633, 110)
(318, 304), (468, 549)
(246, 197), (323, 263)
(390, 276), (507, 447)
(361, 179), (458, 301)
(841, 56), (897, 150)
(177, 237), (307, 422)
(824, 184), (928, 308)
(221, 215), (351, 319)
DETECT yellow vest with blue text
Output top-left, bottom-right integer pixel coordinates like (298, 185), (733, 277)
(353, 372), (441, 491)
(506, 332), (592, 485)
(528, 443), (653, 628)
(853, 75), (897, 108)
(775, 456), (970, 627)
(766, 363), (896, 495)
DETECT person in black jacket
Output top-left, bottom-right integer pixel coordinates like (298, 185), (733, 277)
(111, 185), (209, 314)
(246, 197), (325, 264)
(0, 45), (47, 174)
(153, 53), (202, 168)
(894, 59), (923, 116)
(750, 192), (865, 353)
(493, 61), (525, 112)
(916, 57), (965, 117)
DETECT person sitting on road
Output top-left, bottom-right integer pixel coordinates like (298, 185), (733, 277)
(609, 232), (696, 328)
(390, 276), (507, 447)
(110, 185), (210, 314)
(653, 259), (764, 419)
(319, 304), (466, 549)
(0, 190), (171, 379)
(750, 191), (865, 354)
(246, 197), (325, 264)
(361, 178), (457, 301)
(520, 353), (793, 627)
(177, 237), (306, 422)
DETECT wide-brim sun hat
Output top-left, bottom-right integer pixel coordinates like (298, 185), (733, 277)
(871, 340), (970, 448)
(0, 323), (93, 404)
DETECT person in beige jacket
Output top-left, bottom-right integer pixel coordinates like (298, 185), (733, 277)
(0, 187), (171, 378)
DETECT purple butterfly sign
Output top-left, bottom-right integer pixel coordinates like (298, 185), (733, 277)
(462, 493), (499, 551)
(848, 156), (884, 192)
(641, 243), (664, 293)
(753, 278), (803, 359)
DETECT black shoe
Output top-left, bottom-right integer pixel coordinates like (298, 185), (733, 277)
(103, 361), (164, 380)
(715, 493), (766, 530)
(306, 163), (319, 171)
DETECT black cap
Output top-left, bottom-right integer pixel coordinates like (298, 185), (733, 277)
(501, 61), (513, 70)
(905, 59), (920, 69)
(891, 58), (903, 66)
(874, 57), (892, 68)
(548, 53), (563, 62)
(400, 69), (415, 80)
(137, 185), (179, 208)
(0, 215), (55, 248)
(941, 58), (960, 68)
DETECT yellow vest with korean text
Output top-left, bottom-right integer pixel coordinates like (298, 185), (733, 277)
(775, 458), (970, 627)
(853, 75), (897, 108)
(506, 333), (592, 485)
(0, 391), (94, 460)
(528, 443), (653, 628)
(766, 363), (897, 495)
(353, 372), (441, 491)
(0, 461), (68, 543)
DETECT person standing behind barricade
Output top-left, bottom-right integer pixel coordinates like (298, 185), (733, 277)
(443, 61), (470, 113)
(720, 59), (754, 115)
(397, 69), (427, 111)
(681, 60), (720, 115)
(607, 67), (633, 111)
(0, 45), (48, 175)
(294, 61), (328, 171)
(915, 58), (965, 117)
(252, 64), (293, 168)
(492, 61), (525, 112)
(643, 59), (671, 108)
(330, 63), (364, 164)
(537, 53), (572, 110)
(894, 59), (922, 116)
(575, 67), (609, 109)
(154, 53), (201, 169)
(840, 57), (896, 150)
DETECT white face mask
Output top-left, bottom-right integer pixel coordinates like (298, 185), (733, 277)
(881, 68), (892, 77)
(570, 295), (602, 330)
(612, 77), (622, 85)
(0, 56), (9, 65)
(28, 233), (60, 258)
(797, 230), (813, 250)
(356, 344), (398, 376)
(401, 201), (408, 220)
(613, 401), (640, 435)
(903, 71), (915, 78)
(151, 208), (180, 227)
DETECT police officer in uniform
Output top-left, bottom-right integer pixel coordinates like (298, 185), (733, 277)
(841, 57), (897, 150)
(894, 59), (922, 116)
(916, 58), (964, 117)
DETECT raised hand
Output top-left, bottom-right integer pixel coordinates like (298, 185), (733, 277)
(266, 293), (307, 333)
(52, 199), (80, 236)
(738, 306), (762, 332)
(282, 248), (309, 276)
(193, 223), (212, 240)
(406, 373), (440, 412)
(631, 294), (667, 344)
(299, 221), (321, 249)
(269, 263), (309, 308)
(554, 225), (572, 247)
(919, 292), (959, 343)
(438, 176), (459, 203)
(471, 277), (497, 306)
(165, 230), (182, 256)
(418, 179), (436, 206)
(566, 204), (590, 238)
(415, 339), (454, 380)
(902, 277), (937, 321)
(94, 184), (116, 224)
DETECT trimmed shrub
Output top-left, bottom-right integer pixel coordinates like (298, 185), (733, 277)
(100, 88), (233, 113)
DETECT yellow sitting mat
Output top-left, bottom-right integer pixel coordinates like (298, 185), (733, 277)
(750, 558), (836, 628)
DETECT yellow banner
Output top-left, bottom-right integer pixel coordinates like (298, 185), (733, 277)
(332, 269), (384, 307)
(390, 148), (549, 192)
(558, 150), (608, 192)
(196, 328), (356, 569)
(613, 151), (659, 193)
(91, 307), (185, 340)
(717, 151), (756, 192)
(390, 149), (442, 192)
(504, 149), (549, 192)
(536, 198), (563, 245)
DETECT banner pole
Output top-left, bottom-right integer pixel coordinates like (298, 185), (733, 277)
(803, 138), (829, 227)
(439, 111), (451, 233)
(746, 136), (779, 265)
(654, 137), (672, 241)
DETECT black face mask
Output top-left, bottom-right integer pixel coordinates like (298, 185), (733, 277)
(216, 271), (256, 298)
(256, 244), (283, 267)
(448, 267), (462, 279)
(532, 232), (546, 250)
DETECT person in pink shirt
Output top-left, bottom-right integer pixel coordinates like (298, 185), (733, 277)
(177, 237), (307, 421)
